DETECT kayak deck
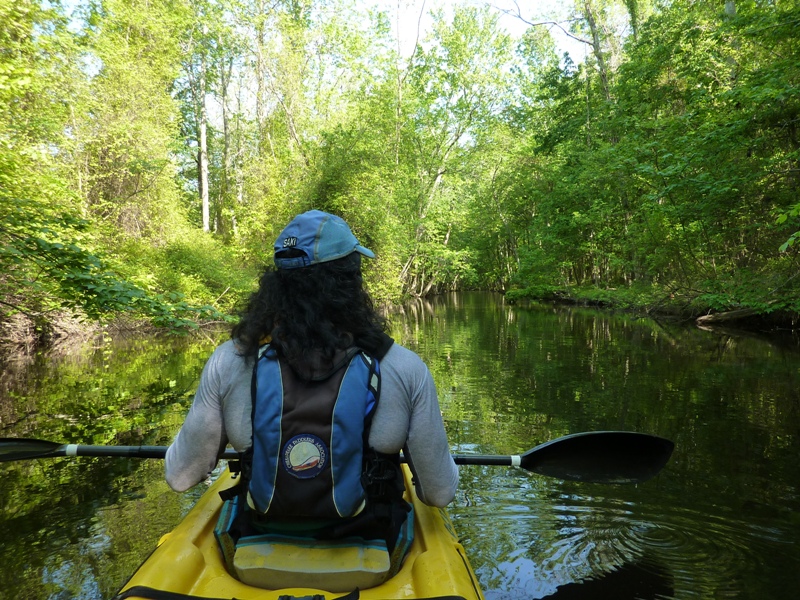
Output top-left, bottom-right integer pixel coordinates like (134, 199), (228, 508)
(116, 464), (484, 600)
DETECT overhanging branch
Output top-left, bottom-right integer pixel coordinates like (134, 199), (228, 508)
(494, 1), (592, 46)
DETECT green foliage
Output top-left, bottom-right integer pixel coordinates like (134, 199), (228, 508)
(3, 0), (800, 349)
(777, 205), (800, 252)
(76, 0), (188, 236)
(291, 5), (519, 300)
(502, 0), (800, 316)
(119, 229), (257, 316)
(0, 0), (240, 344)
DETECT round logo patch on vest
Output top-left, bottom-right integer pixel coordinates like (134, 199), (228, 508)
(282, 434), (327, 479)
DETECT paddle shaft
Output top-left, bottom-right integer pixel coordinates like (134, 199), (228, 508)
(18, 446), (647, 471)
(11, 443), (514, 465)
(0, 430), (674, 484)
(453, 454), (518, 466)
(18, 443), (239, 461)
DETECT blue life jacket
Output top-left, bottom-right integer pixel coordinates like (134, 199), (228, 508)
(214, 335), (414, 589)
(246, 345), (380, 519)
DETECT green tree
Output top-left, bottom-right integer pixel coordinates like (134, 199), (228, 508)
(396, 6), (515, 296)
(505, 0), (800, 314)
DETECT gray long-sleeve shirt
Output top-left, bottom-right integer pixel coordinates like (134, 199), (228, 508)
(165, 340), (458, 507)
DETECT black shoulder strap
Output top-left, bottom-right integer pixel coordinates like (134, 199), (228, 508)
(373, 332), (394, 360)
(360, 349), (381, 427)
(355, 332), (394, 361)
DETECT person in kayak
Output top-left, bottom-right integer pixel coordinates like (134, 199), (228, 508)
(165, 210), (458, 588)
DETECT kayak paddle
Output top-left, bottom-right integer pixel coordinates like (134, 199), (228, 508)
(0, 430), (673, 484)
(452, 431), (674, 484)
(0, 438), (226, 462)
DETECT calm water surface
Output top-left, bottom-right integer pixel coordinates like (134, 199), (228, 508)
(1, 292), (799, 599)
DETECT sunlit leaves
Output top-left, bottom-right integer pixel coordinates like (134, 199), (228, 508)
(4, 0), (800, 342)
(506, 0), (800, 314)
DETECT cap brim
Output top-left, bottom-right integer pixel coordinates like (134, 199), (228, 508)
(355, 245), (375, 259)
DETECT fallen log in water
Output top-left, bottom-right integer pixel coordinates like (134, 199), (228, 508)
(695, 308), (758, 325)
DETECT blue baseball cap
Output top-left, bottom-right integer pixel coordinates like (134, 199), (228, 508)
(273, 210), (375, 269)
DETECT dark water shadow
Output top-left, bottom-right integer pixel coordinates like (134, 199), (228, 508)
(541, 557), (673, 600)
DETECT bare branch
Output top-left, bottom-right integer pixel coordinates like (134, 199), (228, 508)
(492, 1), (592, 46)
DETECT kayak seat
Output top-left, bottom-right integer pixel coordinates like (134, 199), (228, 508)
(214, 496), (415, 593)
(234, 533), (391, 591)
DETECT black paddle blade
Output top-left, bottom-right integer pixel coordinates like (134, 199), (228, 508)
(0, 438), (64, 462)
(521, 431), (674, 484)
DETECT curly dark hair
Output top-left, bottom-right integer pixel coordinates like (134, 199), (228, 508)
(231, 251), (387, 363)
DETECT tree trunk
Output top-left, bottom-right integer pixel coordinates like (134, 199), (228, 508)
(217, 54), (233, 239)
(583, 0), (611, 102)
(696, 308), (757, 325)
(198, 93), (210, 232)
(193, 47), (211, 233)
(254, 0), (269, 158)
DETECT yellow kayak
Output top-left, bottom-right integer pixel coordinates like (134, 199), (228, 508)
(114, 464), (484, 600)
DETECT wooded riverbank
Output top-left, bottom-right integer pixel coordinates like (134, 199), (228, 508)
(4, 283), (798, 363)
(2, 0), (798, 356)
(510, 285), (800, 333)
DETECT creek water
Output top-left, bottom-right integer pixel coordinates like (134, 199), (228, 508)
(1, 292), (799, 599)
